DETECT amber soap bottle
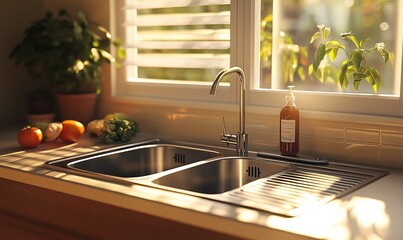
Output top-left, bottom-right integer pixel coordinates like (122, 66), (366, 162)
(280, 86), (299, 156)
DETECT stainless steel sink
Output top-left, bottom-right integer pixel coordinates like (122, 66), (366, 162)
(150, 157), (387, 216)
(152, 157), (290, 194)
(152, 157), (387, 216)
(46, 140), (220, 179)
(45, 139), (387, 217)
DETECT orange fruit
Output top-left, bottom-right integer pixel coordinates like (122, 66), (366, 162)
(59, 120), (85, 143)
(18, 126), (43, 149)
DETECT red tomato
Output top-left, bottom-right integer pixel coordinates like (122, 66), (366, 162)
(17, 126), (43, 149)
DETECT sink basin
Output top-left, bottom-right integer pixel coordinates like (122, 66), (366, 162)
(47, 142), (219, 178)
(152, 157), (290, 194)
(46, 139), (387, 217)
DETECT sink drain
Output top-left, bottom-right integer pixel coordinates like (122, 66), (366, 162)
(246, 166), (261, 178)
(173, 153), (186, 164)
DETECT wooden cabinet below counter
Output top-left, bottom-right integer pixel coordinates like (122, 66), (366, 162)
(0, 178), (243, 240)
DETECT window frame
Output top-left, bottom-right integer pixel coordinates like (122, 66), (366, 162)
(110, 0), (234, 103)
(245, 0), (403, 118)
(110, 0), (403, 118)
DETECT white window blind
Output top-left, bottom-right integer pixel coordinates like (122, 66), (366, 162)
(123, 0), (231, 83)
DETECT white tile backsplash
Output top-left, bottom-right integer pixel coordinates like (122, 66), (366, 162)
(313, 138), (345, 161)
(101, 100), (403, 169)
(313, 126), (345, 140)
(345, 142), (379, 166)
(381, 131), (403, 146)
(345, 128), (380, 143)
(380, 146), (403, 168)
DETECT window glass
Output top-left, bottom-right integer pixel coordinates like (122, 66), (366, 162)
(260, 0), (399, 95)
(124, 0), (230, 84)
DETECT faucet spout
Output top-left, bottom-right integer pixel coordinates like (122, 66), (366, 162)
(210, 66), (248, 156)
(210, 66), (246, 133)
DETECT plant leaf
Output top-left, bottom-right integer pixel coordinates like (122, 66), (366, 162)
(313, 43), (326, 72)
(326, 40), (345, 49)
(359, 38), (369, 48)
(117, 47), (126, 60)
(310, 31), (321, 44)
(389, 52), (395, 65)
(339, 60), (349, 88)
(329, 66), (339, 84)
(340, 31), (352, 39)
(319, 25), (331, 41)
(353, 79), (361, 91)
(354, 72), (367, 82)
(350, 50), (363, 69)
(77, 12), (88, 26)
(297, 66), (306, 81)
(375, 42), (390, 64)
(326, 41), (344, 61)
(341, 32), (360, 49)
(308, 64), (314, 75)
(99, 49), (115, 63)
(365, 67), (382, 93)
(348, 35), (360, 49)
(329, 48), (338, 61)
(315, 67), (322, 81)
(373, 74), (382, 93)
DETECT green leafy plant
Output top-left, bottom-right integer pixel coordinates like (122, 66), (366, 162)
(10, 9), (125, 94)
(260, 14), (308, 84)
(260, 14), (273, 70)
(310, 24), (393, 93)
(279, 32), (308, 83)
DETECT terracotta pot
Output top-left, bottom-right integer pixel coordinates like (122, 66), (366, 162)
(56, 93), (97, 124)
(27, 98), (53, 114)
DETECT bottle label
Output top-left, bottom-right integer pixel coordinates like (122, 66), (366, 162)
(281, 120), (296, 143)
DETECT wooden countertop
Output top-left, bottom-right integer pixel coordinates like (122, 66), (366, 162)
(1, 129), (402, 239)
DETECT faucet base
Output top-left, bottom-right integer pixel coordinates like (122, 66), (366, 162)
(236, 133), (248, 156)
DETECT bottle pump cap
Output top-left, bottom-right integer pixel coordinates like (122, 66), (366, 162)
(286, 86), (295, 102)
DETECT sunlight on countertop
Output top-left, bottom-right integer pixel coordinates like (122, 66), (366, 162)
(0, 131), (401, 240)
(266, 196), (390, 240)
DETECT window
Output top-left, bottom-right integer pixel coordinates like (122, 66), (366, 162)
(252, 0), (403, 117)
(111, 0), (403, 117)
(111, 0), (232, 102)
(260, 0), (399, 95)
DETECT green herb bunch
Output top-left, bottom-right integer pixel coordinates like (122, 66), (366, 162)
(101, 119), (139, 144)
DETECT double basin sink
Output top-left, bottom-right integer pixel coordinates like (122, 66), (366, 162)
(46, 139), (387, 216)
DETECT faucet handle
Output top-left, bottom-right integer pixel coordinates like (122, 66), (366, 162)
(220, 116), (237, 146)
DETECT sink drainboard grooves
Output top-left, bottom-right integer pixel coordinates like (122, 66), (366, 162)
(224, 167), (381, 216)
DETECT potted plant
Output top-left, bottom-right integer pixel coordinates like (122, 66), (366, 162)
(25, 88), (55, 124)
(10, 9), (124, 124)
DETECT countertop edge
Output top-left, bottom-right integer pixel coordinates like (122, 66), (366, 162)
(0, 165), (312, 240)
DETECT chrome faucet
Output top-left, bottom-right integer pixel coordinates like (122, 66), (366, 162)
(210, 66), (248, 156)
